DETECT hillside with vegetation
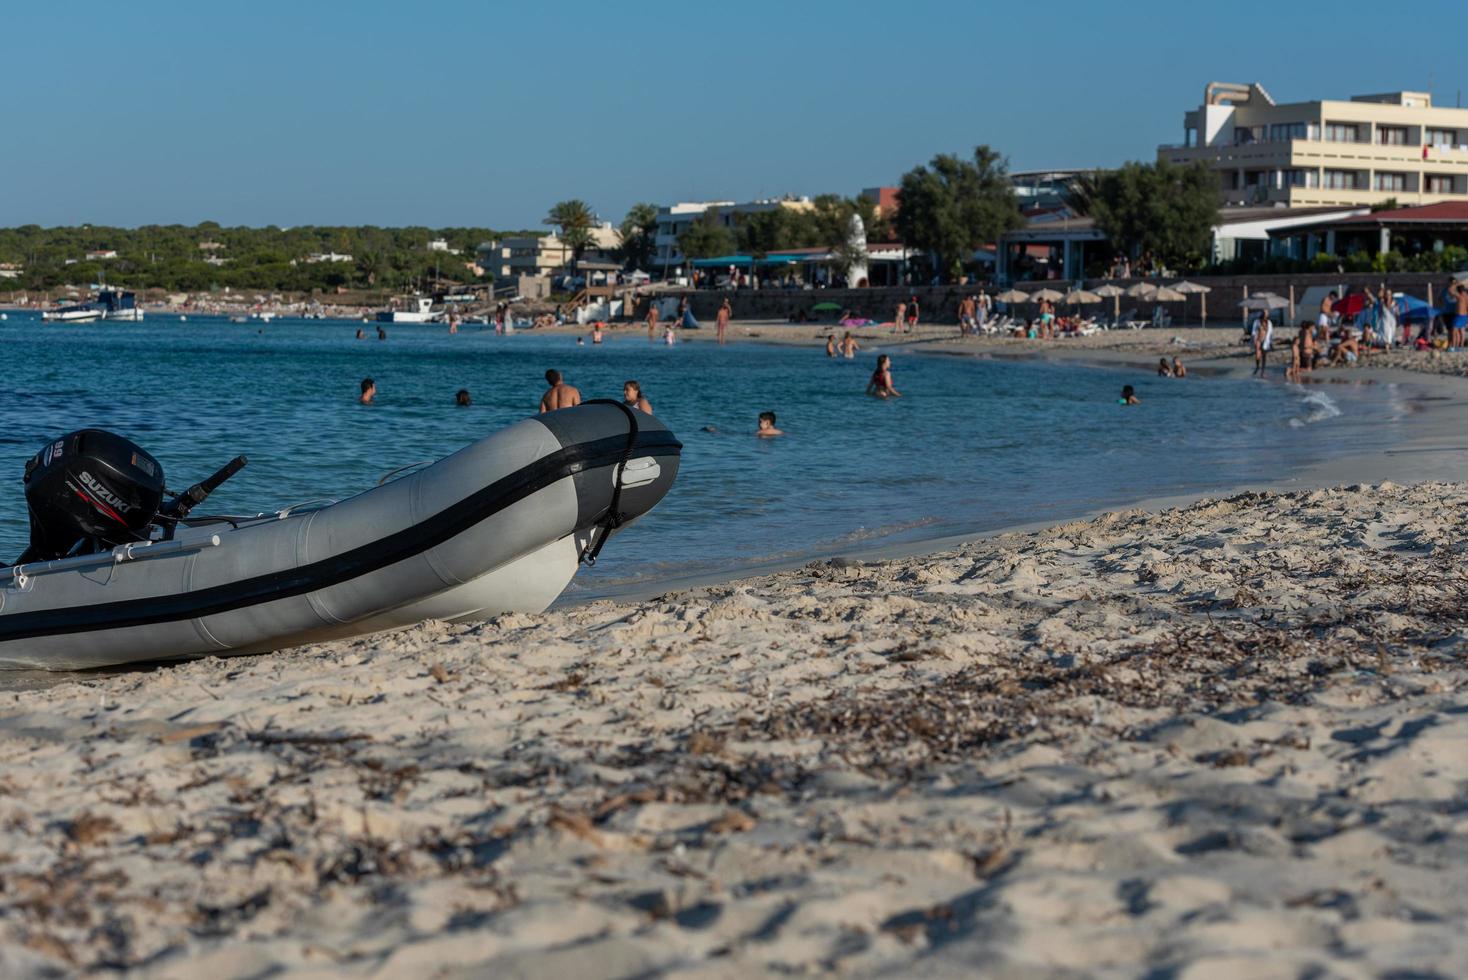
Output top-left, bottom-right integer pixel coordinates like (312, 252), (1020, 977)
(0, 223), (536, 294)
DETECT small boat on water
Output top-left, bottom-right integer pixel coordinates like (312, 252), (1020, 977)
(0, 403), (681, 669)
(97, 288), (143, 321)
(39, 289), (142, 323)
(40, 302), (104, 323)
(376, 296), (439, 323)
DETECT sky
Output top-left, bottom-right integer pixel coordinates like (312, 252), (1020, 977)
(4, 0), (1466, 230)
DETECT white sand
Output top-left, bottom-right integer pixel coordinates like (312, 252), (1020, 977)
(3, 482), (1467, 976)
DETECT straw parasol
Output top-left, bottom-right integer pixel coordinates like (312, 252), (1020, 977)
(1152, 286), (1186, 302)
(1093, 282), (1126, 318)
(1125, 281), (1158, 298)
(1063, 288), (1101, 305)
(1031, 288), (1065, 302)
(995, 288), (1030, 303)
(1172, 280), (1212, 325)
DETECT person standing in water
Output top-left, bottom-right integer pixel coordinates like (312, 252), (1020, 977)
(867, 354), (901, 398)
(716, 298), (731, 345)
(756, 411), (784, 436)
(1251, 308), (1274, 376)
(646, 302), (659, 342)
(359, 378), (376, 405)
(841, 331), (860, 359)
(592, 322), (604, 344)
(622, 380), (652, 414)
(1171, 357), (1186, 378)
(455, 389), (472, 406)
(825, 334), (837, 357)
(539, 369), (582, 412)
(894, 300), (907, 333)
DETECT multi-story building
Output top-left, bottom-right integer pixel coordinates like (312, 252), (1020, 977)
(1160, 82), (1468, 209)
(476, 223), (618, 281)
(652, 197), (814, 269)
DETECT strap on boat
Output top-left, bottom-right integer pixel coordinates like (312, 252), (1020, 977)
(578, 400), (640, 566)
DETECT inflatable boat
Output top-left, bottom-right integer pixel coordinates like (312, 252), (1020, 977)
(0, 402), (680, 670)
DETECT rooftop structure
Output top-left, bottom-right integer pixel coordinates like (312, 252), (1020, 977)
(653, 197), (813, 270)
(476, 223), (618, 281)
(1160, 82), (1468, 209)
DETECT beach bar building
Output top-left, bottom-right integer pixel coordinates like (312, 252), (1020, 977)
(1265, 201), (1468, 261)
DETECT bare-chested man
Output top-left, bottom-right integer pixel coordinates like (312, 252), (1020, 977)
(1448, 279), (1468, 349)
(1317, 291), (1336, 349)
(716, 298), (731, 345)
(646, 303), (659, 342)
(539, 369), (581, 413)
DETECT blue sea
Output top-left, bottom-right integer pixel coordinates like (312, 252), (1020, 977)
(0, 313), (1416, 597)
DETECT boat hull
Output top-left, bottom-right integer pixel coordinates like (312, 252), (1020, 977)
(0, 404), (680, 669)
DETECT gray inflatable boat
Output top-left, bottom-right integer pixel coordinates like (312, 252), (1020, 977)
(0, 402), (680, 670)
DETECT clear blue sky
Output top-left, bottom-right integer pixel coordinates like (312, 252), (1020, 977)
(5, 0), (1464, 229)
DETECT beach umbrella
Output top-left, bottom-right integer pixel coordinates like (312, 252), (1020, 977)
(1239, 296), (1286, 311)
(811, 302), (841, 312)
(1094, 282), (1125, 318)
(1063, 288), (1101, 305)
(995, 288), (1030, 304)
(1172, 280), (1211, 325)
(1125, 281), (1157, 298)
(1031, 288), (1065, 302)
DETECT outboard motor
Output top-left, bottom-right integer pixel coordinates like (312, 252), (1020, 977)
(19, 430), (165, 563)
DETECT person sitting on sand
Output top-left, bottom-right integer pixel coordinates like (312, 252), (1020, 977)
(1157, 357), (1173, 377)
(1119, 385), (1140, 405)
(756, 411), (784, 437)
(623, 380), (652, 414)
(539, 369), (581, 413)
(455, 388), (471, 406)
(1171, 357), (1186, 378)
(1330, 322), (1361, 366)
(867, 354), (901, 398)
(359, 378), (376, 405)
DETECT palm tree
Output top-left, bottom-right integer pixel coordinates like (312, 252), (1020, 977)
(545, 200), (596, 278)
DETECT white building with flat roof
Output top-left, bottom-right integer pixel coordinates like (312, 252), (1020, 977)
(1160, 82), (1468, 208)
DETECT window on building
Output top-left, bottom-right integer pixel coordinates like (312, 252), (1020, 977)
(1269, 122), (1308, 142)
(1323, 169), (1365, 190)
(1323, 122), (1361, 143)
(1233, 126), (1263, 146)
(1282, 169), (1319, 188)
(1376, 126), (1408, 146)
(1373, 172), (1408, 192)
(1427, 174), (1456, 194)
(1426, 128), (1457, 146)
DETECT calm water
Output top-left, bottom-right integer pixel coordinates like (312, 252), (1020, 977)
(0, 313), (1415, 597)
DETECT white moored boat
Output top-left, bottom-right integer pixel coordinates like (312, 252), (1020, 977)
(376, 296), (439, 323)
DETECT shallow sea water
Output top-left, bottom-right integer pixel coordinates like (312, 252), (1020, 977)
(0, 314), (1416, 600)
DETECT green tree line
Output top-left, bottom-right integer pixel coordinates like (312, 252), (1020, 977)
(0, 223), (540, 294)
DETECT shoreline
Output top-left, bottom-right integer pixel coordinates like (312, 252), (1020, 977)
(3, 324), (1467, 972)
(3, 481), (1467, 974)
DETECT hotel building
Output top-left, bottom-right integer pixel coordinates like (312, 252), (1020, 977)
(1159, 82), (1468, 209)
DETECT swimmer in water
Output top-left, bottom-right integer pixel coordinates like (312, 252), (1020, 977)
(756, 411), (784, 437)
(867, 354), (900, 398)
(1119, 385), (1140, 405)
(359, 377), (376, 405)
(455, 388), (471, 406)
(622, 379), (652, 414)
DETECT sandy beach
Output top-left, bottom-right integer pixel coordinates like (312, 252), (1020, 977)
(3, 473), (1468, 976)
(4, 324), (1468, 977)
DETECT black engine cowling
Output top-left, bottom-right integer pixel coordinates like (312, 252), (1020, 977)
(19, 430), (165, 563)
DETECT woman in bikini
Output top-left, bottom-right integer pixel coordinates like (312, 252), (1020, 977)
(866, 354), (901, 398)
